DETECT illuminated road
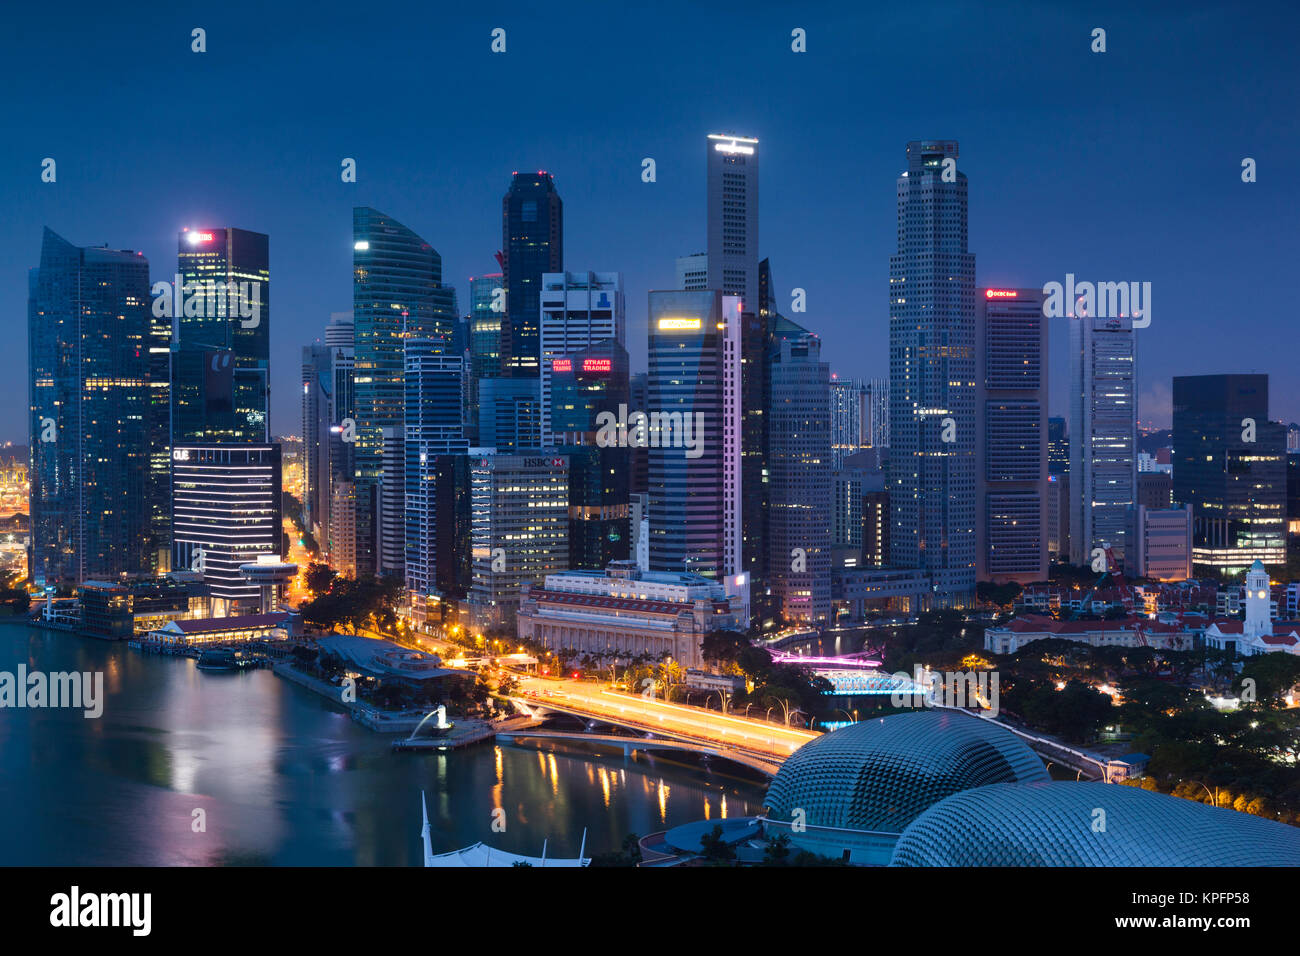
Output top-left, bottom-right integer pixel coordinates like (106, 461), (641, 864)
(514, 673), (817, 762)
(282, 517), (312, 606)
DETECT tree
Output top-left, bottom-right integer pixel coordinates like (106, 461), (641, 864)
(698, 825), (735, 862)
(701, 629), (749, 669)
(762, 833), (791, 865)
(1239, 654), (1300, 709)
(304, 562), (337, 596)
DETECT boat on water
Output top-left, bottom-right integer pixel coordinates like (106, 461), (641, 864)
(196, 648), (255, 671)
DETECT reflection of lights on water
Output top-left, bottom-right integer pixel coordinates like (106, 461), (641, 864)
(599, 767), (611, 807)
(720, 794), (727, 819)
(495, 746), (503, 784)
(657, 781), (669, 822)
(547, 753), (558, 796)
(171, 748), (200, 794)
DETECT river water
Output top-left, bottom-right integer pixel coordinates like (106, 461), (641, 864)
(0, 622), (768, 865)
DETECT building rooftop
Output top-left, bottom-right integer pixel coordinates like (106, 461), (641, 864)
(168, 612), (289, 635)
(891, 781), (1300, 867)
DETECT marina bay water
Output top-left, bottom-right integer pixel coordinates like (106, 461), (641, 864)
(0, 622), (767, 865)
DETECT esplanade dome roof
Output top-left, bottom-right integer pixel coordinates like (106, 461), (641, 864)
(763, 710), (1049, 835)
(891, 781), (1300, 866)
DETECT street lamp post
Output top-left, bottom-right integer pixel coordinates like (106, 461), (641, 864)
(1190, 780), (1219, 807)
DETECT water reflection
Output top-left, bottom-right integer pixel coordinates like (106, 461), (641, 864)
(0, 622), (768, 865)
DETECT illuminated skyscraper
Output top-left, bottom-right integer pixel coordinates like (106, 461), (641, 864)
(646, 290), (742, 580)
(550, 339), (631, 570)
(502, 173), (563, 378)
(467, 450), (569, 632)
(706, 133), (759, 311)
(404, 338), (469, 623)
(171, 226), (270, 443)
(1069, 313), (1137, 565)
(467, 272), (504, 441)
(888, 140), (976, 604)
(352, 207), (457, 577)
(171, 444), (282, 615)
(767, 319), (832, 623)
(539, 271), (624, 445)
(1172, 374), (1286, 573)
(28, 228), (156, 584)
(977, 288), (1048, 584)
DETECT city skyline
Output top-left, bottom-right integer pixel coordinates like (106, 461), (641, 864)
(6, 2), (1300, 444)
(7, 0), (1300, 888)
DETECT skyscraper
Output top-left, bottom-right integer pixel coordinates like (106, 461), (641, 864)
(171, 226), (270, 444)
(301, 342), (333, 543)
(767, 319), (832, 623)
(28, 228), (156, 584)
(706, 133), (759, 311)
(404, 338), (469, 624)
(550, 339), (631, 570)
(977, 288), (1048, 584)
(676, 253), (708, 291)
(171, 444), (282, 614)
(1172, 374), (1286, 573)
(646, 290), (741, 580)
(477, 378), (542, 450)
(539, 271), (625, 445)
(352, 206), (457, 577)
(1068, 313), (1137, 566)
(502, 172), (562, 378)
(1047, 416), (1069, 476)
(830, 377), (868, 469)
(467, 450), (569, 632)
(467, 272), (504, 442)
(325, 312), (355, 567)
(888, 140), (976, 603)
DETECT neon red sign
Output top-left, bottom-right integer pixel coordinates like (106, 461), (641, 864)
(985, 289), (1017, 298)
(581, 358), (612, 373)
(551, 358), (572, 372)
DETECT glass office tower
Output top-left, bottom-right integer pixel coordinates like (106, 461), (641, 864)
(28, 228), (156, 584)
(352, 206), (457, 577)
(1172, 374), (1286, 573)
(171, 226), (270, 443)
(501, 173), (562, 378)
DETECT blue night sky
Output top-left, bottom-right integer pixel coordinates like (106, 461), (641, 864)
(3, 0), (1297, 444)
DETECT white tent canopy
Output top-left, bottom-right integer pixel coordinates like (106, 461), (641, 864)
(421, 793), (589, 867)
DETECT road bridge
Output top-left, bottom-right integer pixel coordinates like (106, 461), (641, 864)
(497, 730), (783, 777)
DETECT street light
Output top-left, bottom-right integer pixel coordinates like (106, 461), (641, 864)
(1189, 780), (1219, 807)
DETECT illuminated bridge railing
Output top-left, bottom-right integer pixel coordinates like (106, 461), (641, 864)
(816, 669), (924, 696)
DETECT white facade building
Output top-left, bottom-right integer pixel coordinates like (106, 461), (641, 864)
(516, 561), (742, 670)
